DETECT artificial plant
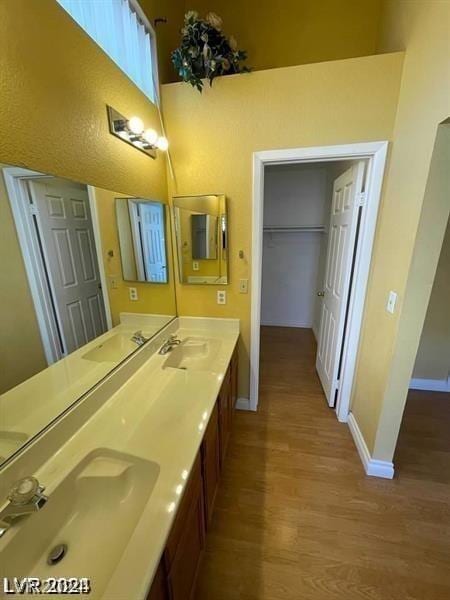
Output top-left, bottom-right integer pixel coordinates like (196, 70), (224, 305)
(171, 11), (250, 92)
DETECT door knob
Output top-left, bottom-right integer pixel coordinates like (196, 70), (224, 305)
(317, 291), (325, 297)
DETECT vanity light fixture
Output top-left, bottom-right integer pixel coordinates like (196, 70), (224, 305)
(107, 106), (169, 159)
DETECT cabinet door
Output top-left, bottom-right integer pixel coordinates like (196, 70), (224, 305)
(164, 453), (205, 600)
(218, 370), (231, 469)
(166, 485), (205, 600)
(201, 402), (220, 527)
(146, 560), (169, 600)
(229, 347), (238, 426)
(165, 455), (203, 569)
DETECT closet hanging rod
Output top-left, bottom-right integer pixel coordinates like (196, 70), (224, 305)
(263, 225), (326, 233)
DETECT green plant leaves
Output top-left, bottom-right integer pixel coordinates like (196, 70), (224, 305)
(171, 12), (251, 93)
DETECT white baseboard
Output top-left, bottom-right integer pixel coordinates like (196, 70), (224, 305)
(312, 324), (319, 342)
(409, 377), (450, 393)
(347, 413), (394, 479)
(235, 397), (254, 411)
(260, 320), (313, 328)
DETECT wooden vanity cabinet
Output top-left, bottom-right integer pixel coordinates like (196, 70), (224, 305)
(164, 455), (205, 600)
(146, 345), (238, 600)
(218, 345), (238, 469)
(146, 561), (169, 600)
(201, 402), (220, 526)
(230, 346), (238, 426)
(218, 367), (231, 468)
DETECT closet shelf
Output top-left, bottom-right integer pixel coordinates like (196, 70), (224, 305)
(263, 225), (326, 233)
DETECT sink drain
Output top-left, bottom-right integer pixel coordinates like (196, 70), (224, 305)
(47, 544), (68, 566)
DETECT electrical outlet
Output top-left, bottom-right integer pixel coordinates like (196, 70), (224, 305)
(217, 290), (226, 305)
(386, 290), (397, 314)
(193, 261), (199, 271)
(239, 278), (248, 294)
(129, 287), (138, 301)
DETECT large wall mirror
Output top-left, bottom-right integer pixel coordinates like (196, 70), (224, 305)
(0, 163), (177, 465)
(173, 194), (228, 284)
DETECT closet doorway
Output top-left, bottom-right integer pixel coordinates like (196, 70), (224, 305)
(250, 142), (388, 422)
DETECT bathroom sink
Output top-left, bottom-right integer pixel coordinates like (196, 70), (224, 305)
(0, 448), (159, 598)
(82, 334), (141, 363)
(163, 337), (221, 372)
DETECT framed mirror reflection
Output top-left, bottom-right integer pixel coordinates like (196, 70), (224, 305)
(115, 197), (168, 283)
(173, 194), (228, 284)
(0, 163), (177, 466)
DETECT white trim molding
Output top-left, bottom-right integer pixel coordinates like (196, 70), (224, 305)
(410, 377), (450, 393)
(235, 397), (253, 411)
(3, 168), (112, 364)
(348, 412), (394, 479)
(3, 167), (61, 364)
(260, 320), (313, 328)
(250, 141), (388, 418)
(87, 187), (113, 330)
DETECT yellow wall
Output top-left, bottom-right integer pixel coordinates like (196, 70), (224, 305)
(0, 0), (167, 200)
(162, 52), (404, 397)
(350, 0), (450, 461)
(0, 0), (175, 391)
(139, 0), (186, 85)
(188, 0), (382, 76)
(0, 166), (47, 394)
(142, 0), (383, 83)
(413, 219), (450, 382)
(94, 188), (177, 325)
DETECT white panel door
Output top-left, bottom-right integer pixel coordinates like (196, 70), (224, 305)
(316, 162), (365, 406)
(138, 202), (167, 282)
(29, 180), (107, 354)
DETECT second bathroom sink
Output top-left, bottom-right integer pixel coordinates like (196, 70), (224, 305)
(0, 448), (160, 598)
(163, 337), (221, 372)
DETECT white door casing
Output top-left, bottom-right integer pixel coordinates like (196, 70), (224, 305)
(316, 162), (365, 406)
(29, 180), (107, 355)
(250, 142), (388, 421)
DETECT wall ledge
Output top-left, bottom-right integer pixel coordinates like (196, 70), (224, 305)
(348, 412), (394, 479)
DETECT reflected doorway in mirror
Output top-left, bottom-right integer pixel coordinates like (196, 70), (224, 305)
(173, 194), (228, 285)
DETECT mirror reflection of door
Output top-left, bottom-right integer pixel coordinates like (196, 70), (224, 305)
(28, 179), (107, 356)
(116, 198), (168, 283)
(191, 214), (218, 260)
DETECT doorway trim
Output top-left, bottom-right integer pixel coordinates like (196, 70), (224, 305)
(250, 141), (388, 420)
(3, 167), (112, 365)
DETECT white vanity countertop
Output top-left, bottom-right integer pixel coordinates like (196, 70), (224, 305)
(4, 317), (239, 599)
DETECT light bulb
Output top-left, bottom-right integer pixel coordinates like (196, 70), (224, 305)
(127, 116), (144, 135)
(156, 136), (169, 151)
(143, 128), (158, 145)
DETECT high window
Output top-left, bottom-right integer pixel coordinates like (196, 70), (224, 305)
(56, 0), (157, 102)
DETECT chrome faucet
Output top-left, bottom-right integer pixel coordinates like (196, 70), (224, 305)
(131, 330), (148, 346)
(159, 334), (181, 355)
(0, 476), (48, 537)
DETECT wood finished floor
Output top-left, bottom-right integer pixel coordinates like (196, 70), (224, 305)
(195, 326), (450, 600)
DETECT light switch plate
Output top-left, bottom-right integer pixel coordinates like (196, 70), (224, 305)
(386, 290), (397, 314)
(109, 277), (119, 290)
(239, 278), (248, 294)
(217, 290), (226, 305)
(129, 287), (138, 301)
